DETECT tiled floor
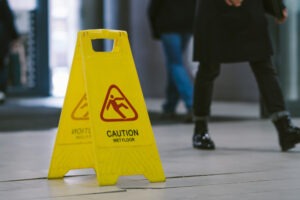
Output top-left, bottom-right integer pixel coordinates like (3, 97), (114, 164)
(1, 98), (300, 200)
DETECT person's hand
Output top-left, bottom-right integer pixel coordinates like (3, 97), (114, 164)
(276, 8), (288, 24)
(225, 0), (244, 7)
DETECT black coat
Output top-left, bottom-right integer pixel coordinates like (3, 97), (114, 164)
(148, 0), (196, 39)
(193, 0), (277, 64)
(0, 0), (18, 58)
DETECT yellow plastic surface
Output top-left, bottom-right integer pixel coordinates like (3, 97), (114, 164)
(48, 29), (165, 186)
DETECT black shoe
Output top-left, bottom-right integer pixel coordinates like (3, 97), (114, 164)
(193, 119), (215, 150)
(193, 132), (215, 150)
(273, 115), (300, 152)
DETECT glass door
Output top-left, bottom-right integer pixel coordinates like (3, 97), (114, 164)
(8, 0), (50, 96)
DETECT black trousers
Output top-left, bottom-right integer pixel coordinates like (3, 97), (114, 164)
(193, 59), (286, 117)
(0, 56), (7, 92)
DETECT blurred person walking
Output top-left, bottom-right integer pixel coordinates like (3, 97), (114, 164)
(192, 0), (300, 151)
(148, 0), (196, 122)
(0, 0), (19, 104)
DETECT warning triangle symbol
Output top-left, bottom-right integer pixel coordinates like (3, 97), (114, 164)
(100, 85), (138, 122)
(71, 94), (89, 120)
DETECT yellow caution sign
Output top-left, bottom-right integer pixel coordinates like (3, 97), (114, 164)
(48, 29), (165, 186)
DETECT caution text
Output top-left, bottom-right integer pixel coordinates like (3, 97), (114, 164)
(107, 129), (139, 143)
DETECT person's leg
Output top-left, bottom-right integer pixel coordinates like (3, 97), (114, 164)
(160, 34), (180, 115)
(160, 33), (194, 114)
(249, 59), (300, 151)
(249, 59), (286, 114)
(0, 57), (8, 91)
(193, 62), (221, 117)
(193, 62), (221, 150)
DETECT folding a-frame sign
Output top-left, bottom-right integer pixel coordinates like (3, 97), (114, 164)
(48, 29), (165, 186)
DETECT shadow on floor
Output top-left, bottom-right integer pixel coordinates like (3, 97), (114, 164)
(0, 105), (257, 132)
(148, 111), (257, 126)
(0, 104), (61, 132)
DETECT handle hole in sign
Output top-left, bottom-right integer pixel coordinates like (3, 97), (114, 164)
(91, 39), (114, 52)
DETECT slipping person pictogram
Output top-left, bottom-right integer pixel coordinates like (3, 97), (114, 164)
(71, 94), (89, 120)
(106, 94), (129, 119)
(100, 84), (138, 122)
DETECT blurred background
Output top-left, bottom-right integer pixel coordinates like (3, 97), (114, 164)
(5, 0), (300, 117)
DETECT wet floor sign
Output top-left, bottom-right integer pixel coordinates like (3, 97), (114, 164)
(48, 29), (165, 186)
